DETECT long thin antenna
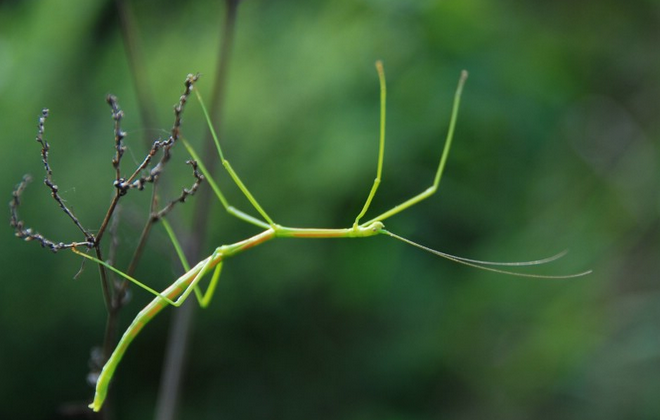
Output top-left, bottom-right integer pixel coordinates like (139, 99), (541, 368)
(383, 230), (592, 279)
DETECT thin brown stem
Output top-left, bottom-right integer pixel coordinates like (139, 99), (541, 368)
(114, 0), (159, 149)
(10, 175), (93, 252)
(35, 109), (94, 243)
(154, 2), (242, 419)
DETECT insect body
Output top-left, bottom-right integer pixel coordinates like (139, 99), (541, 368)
(12, 62), (590, 412)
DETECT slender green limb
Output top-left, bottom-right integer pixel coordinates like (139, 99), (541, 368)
(162, 217), (227, 308)
(353, 60), (386, 228)
(194, 89), (226, 162)
(194, 89), (276, 226)
(182, 138), (271, 230)
(73, 247), (180, 306)
(222, 159), (275, 226)
(168, 248), (223, 307)
(161, 218), (191, 271)
(198, 263), (223, 308)
(73, 244), (222, 308)
(162, 217), (221, 305)
(362, 70), (468, 226)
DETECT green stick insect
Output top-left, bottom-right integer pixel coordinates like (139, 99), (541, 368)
(13, 62), (591, 412)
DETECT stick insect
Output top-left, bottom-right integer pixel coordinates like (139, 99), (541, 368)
(12, 62), (591, 412)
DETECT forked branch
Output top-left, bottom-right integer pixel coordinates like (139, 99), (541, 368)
(9, 75), (206, 416)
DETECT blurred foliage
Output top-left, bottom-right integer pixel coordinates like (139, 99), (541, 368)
(1, 0), (659, 419)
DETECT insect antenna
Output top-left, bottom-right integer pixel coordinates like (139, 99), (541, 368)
(382, 229), (592, 279)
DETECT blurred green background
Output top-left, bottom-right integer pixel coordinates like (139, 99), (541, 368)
(1, 0), (658, 419)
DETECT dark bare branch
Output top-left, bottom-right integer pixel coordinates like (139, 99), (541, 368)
(112, 74), (200, 195)
(107, 95), (127, 184)
(10, 175), (93, 252)
(154, 160), (204, 221)
(34, 109), (95, 243)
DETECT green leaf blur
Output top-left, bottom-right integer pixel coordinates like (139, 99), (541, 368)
(1, 0), (658, 419)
